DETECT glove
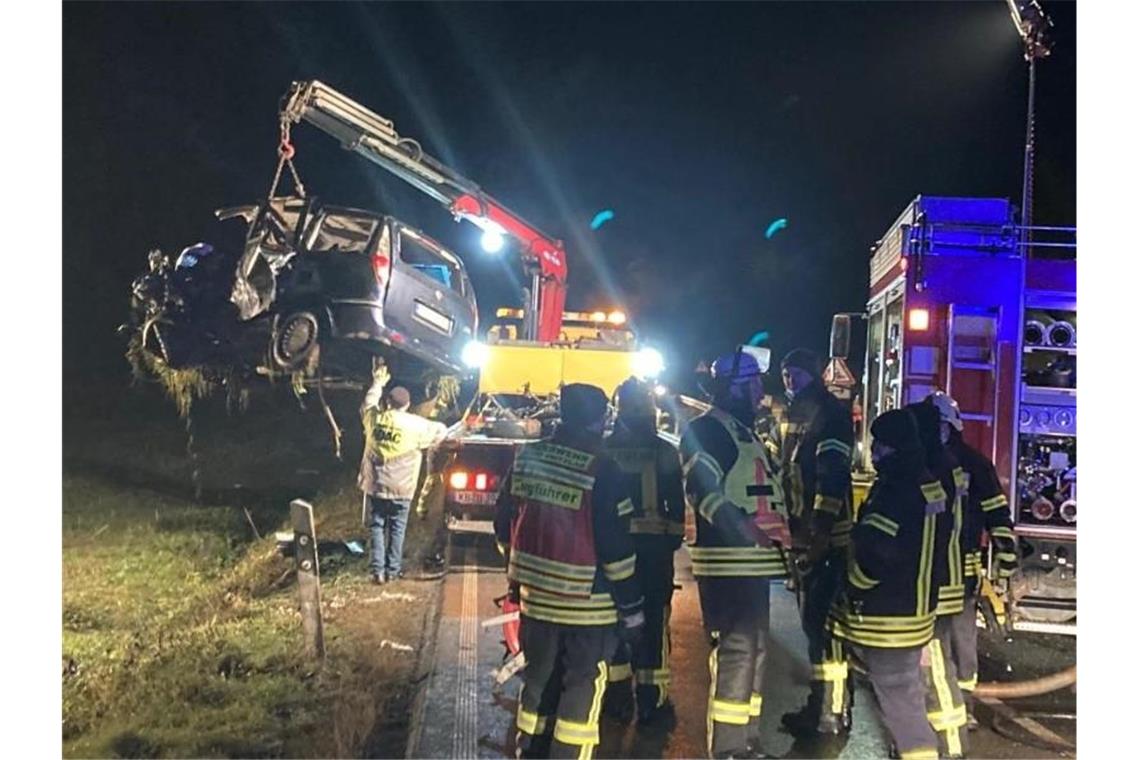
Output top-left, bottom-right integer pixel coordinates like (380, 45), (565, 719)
(992, 536), (1019, 579)
(363, 364), (391, 409)
(618, 608), (646, 646)
(800, 529), (830, 566)
(741, 517), (773, 548)
(372, 362), (391, 386)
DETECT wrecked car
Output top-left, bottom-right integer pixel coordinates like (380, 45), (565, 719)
(127, 195), (479, 383)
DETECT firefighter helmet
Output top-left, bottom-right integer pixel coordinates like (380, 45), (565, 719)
(926, 391), (964, 432)
(615, 377), (655, 419)
(711, 346), (769, 386)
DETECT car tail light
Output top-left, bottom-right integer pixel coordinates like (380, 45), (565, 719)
(475, 473), (488, 491)
(372, 254), (390, 287)
(449, 471), (469, 490)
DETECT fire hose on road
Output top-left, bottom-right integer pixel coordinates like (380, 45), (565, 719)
(974, 665), (1076, 699)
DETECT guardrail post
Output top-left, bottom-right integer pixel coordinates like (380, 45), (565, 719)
(290, 499), (325, 661)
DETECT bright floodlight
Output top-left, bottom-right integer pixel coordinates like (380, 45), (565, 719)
(481, 228), (505, 253)
(462, 340), (490, 369)
(633, 347), (665, 379)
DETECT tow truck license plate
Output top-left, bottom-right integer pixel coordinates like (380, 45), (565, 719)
(452, 491), (497, 506)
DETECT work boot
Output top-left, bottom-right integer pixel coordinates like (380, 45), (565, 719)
(715, 746), (771, 760)
(964, 693), (979, 731)
(603, 684), (635, 724)
(636, 698), (675, 728)
(371, 572), (386, 585)
(745, 738), (775, 758)
(782, 703), (848, 737)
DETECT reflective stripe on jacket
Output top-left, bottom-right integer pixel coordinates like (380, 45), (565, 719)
(828, 471), (938, 649)
(681, 409), (790, 579)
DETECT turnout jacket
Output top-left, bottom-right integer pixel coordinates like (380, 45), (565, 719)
(928, 450), (967, 618)
(949, 437), (1018, 595)
(494, 429), (644, 626)
(778, 381), (854, 551)
(680, 407), (790, 579)
(828, 458), (938, 649)
(605, 421), (686, 593)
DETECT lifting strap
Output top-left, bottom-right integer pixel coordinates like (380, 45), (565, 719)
(266, 117), (307, 200)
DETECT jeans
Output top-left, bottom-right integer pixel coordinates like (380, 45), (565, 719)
(367, 495), (411, 577)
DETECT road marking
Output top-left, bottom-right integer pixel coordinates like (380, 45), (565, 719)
(978, 696), (1075, 752)
(451, 548), (480, 759)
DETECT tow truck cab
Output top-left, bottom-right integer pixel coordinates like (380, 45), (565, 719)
(441, 308), (651, 533)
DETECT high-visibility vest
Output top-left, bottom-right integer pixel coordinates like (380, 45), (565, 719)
(508, 441), (619, 625)
(685, 409), (790, 578)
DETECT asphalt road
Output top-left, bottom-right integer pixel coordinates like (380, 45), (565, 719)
(409, 534), (1075, 759)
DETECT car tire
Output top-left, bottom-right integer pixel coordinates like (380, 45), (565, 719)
(273, 311), (320, 371)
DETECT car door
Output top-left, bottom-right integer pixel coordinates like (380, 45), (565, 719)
(383, 222), (478, 370)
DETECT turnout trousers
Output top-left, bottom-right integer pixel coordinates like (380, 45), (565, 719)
(798, 549), (851, 722)
(945, 595), (980, 708)
(853, 644), (939, 760)
(516, 616), (618, 760)
(698, 577), (770, 758)
(606, 543), (676, 716)
(922, 615), (970, 756)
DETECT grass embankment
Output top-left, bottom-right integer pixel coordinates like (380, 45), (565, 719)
(63, 381), (447, 758)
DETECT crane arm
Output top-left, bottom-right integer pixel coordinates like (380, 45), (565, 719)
(280, 80), (567, 341)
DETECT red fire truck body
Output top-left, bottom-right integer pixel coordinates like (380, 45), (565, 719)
(856, 196), (1075, 634)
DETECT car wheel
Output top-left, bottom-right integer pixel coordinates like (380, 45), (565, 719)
(273, 311), (320, 371)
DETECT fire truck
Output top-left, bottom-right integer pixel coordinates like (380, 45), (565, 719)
(831, 195), (1076, 635)
(277, 81), (666, 531)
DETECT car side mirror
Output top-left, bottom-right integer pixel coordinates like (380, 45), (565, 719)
(830, 314), (851, 359)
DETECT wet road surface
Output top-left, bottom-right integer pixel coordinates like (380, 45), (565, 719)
(410, 534), (1074, 759)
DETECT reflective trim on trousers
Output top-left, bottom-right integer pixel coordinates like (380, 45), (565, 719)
(517, 705), (551, 736)
(899, 748), (939, 760)
(608, 662), (632, 682)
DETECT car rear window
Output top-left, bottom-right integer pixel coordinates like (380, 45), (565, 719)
(399, 229), (465, 294)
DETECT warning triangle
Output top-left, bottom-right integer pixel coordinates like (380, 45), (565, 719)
(823, 357), (857, 388)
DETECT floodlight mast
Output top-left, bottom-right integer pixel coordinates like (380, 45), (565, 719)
(1006, 0), (1055, 239)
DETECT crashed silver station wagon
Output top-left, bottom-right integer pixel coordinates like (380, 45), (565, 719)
(128, 195), (479, 382)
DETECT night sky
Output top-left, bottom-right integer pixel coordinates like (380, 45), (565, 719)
(63, 1), (1076, 387)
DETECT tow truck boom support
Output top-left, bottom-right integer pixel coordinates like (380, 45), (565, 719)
(280, 80), (568, 341)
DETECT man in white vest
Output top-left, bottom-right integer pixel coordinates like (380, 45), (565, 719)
(358, 370), (447, 583)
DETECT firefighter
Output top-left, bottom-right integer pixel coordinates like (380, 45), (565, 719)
(358, 369), (448, 584)
(907, 401), (969, 759)
(681, 348), (790, 759)
(927, 391), (1020, 729)
(603, 377), (686, 725)
(827, 408), (939, 760)
(494, 383), (645, 760)
(776, 348), (855, 737)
